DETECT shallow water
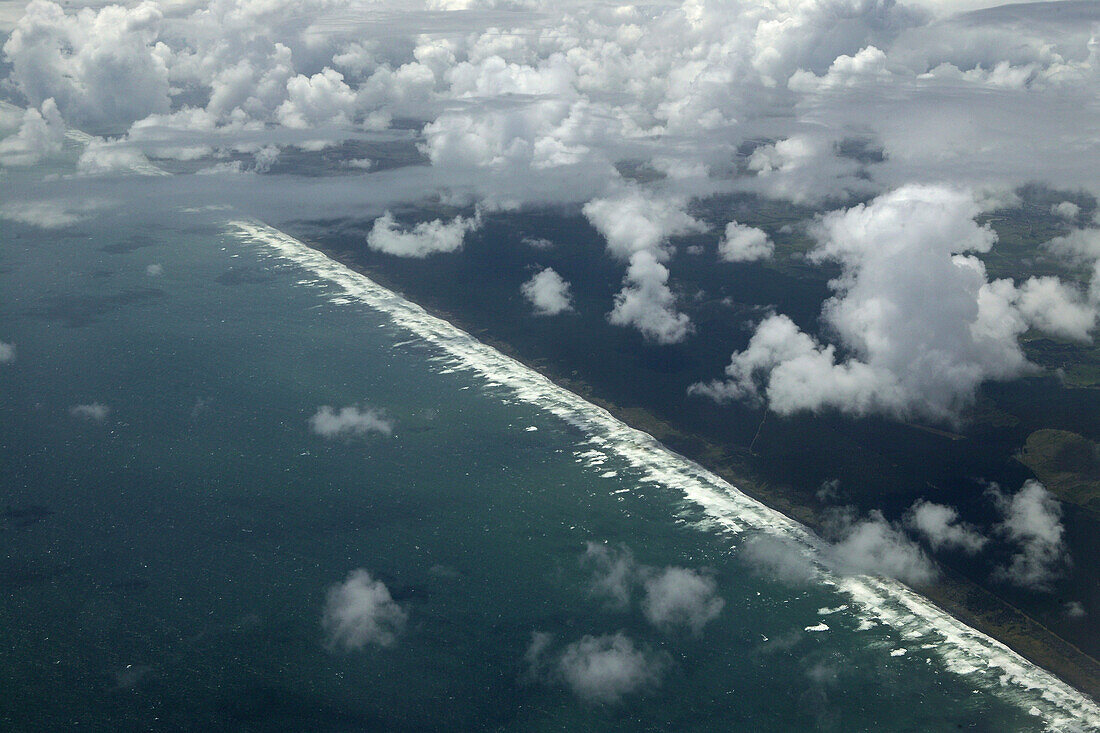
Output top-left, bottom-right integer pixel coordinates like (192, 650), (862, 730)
(0, 192), (1096, 730)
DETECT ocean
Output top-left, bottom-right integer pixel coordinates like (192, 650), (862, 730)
(1, 175), (1098, 729)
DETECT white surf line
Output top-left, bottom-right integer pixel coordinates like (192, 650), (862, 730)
(229, 219), (1100, 731)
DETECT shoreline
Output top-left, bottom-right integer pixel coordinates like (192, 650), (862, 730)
(267, 226), (1100, 710)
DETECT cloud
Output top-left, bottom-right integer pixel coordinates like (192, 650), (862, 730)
(582, 542), (635, 610)
(692, 185), (1097, 422)
(70, 402), (110, 421)
(1065, 601), (1087, 619)
(0, 341), (15, 363)
(146, 264), (163, 277)
(276, 68), (359, 129)
(523, 631), (555, 678)
(521, 267), (573, 316)
(640, 566), (724, 634)
(825, 509), (937, 585)
(989, 480), (1068, 591)
(1052, 201), (1081, 221)
(740, 534), (820, 586)
(321, 569), (407, 650)
(582, 542), (723, 632)
(4, 0), (171, 131)
(1011, 276), (1096, 342)
(76, 138), (161, 176)
(0, 98), (64, 166)
(366, 211), (481, 258)
(608, 251), (693, 345)
(718, 221), (774, 263)
(0, 199), (106, 228)
(582, 190), (707, 262)
(309, 405), (393, 438)
(905, 499), (988, 554)
(556, 633), (666, 705)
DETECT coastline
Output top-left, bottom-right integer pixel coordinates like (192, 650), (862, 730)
(251, 223), (1100, 714)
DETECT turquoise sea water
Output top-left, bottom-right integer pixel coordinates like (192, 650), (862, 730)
(1, 173), (1098, 730)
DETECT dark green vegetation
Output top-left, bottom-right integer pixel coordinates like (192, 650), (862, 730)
(1019, 429), (1100, 513)
(298, 186), (1100, 697)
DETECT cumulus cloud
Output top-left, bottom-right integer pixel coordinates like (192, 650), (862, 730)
(1052, 201), (1081, 221)
(989, 480), (1068, 591)
(740, 534), (820, 586)
(521, 267), (573, 316)
(556, 633), (666, 705)
(1065, 601), (1087, 619)
(718, 221), (774, 263)
(4, 0), (170, 131)
(608, 251), (693, 345)
(825, 509), (937, 585)
(582, 542), (724, 632)
(582, 190), (707, 262)
(366, 211), (481, 258)
(905, 499), (988, 554)
(0, 341), (15, 363)
(321, 569), (407, 650)
(640, 566), (724, 634)
(76, 138), (161, 176)
(276, 68), (358, 129)
(0, 98), (64, 166)
(582, 542), (635, 610)
(70, 402), (110, 421)
(0, 199), (106, 228)
(692, 185), (1097, 422)
(309, 405), (393, 438)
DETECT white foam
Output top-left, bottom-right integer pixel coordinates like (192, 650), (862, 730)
(230, 219), (1100, 732)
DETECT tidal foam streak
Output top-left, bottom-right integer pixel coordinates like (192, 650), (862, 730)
(230, 220), (1100, 731)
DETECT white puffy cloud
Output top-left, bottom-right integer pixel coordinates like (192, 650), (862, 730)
(989, 480), (1068, 591)
(1012, 276), (1096, 342)
(788, 45), (891, 93)
(826, 510), (937, 585)
(582, 190), (706, 262)
(740, 534), (820, 586)
(0, 98), (64, 166)
(1052, 201), (1081, 221)
(0, 342), (15, 363)
(556, 633), (665, 705)
(321, 569), (407, 650)
(905, 499), (988, 554)
(74, 135), (168, 177)
(1044, 228), (1100, 304)
(718, 221), (774, 263)
(366, 211), (481, 258)
(582, 542), (635, 610)
(276, 68), (359, 129)
(70, 403), (110, 421)
(640, 567), (724, 634)
(521, 267), (573, 316)
(4, 1), (171, 131)
(0, 199), (106, 228)
(309, 405), (393, 438)
(609, 251), (693, 345)
(692, 185), (1097, 421)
